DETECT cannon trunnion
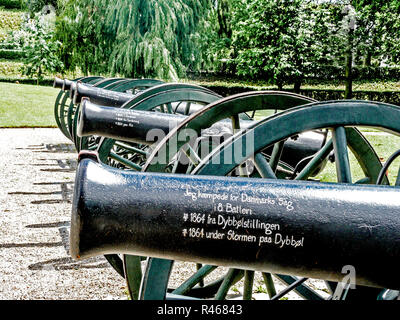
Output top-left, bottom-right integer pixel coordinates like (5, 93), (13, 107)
(71, 158), (400, 291)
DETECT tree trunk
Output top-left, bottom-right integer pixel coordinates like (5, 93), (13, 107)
(363, 52), (372, 67)
(37, 66), (41, 86)
(344, 26), (354, 99)
(294, 79), (301, 94)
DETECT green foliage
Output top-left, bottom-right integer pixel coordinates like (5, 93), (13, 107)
(0, 0), (22, 10)
(23, 0), (57, 14)
(21, 12), (63, 84)
(207, 0), (400, 90)
(0, 59), (22, 76)
(230, 0), (320, 89)
(55, 0), (213, 80)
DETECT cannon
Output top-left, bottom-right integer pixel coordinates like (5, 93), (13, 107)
(74, 83), (223, 153)
(87, 90), (325, 175)
(69, 98), (400, 300)
(72, 80), (164, 106)
(78, 99), (328, 175)
(72, 89), (329, 288)
(71, 157), (400, 297)
(53, 77), (165, 145)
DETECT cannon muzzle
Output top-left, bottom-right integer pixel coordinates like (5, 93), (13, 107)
(62, 79), (73, 91)
(69, 81), (78, 99)
(77, 99), (185, 144)
(71, 158), (400, 290)
(53, 77), (64, 89)
(74, 82), (133, 106)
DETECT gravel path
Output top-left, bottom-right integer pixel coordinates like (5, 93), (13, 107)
(0, 128), (126, 300)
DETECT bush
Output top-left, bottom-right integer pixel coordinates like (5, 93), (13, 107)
(0, 60), (23, 76)
(0, 0), (22, 9)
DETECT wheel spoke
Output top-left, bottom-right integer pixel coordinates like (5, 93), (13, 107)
(295, 139), (333, 181)
(183, 144), (202, 166)
(269, 140), (285, 173)
(123, 255), (143, 300)
(270, 277), (308, 300)
(109, 151), (142, 171)
(140, 258), (174, 300)
(172, 265), (217, 295)
(214, 269), (244, 300)
(166, 103), (173, 114)
(262, 273), (277, 298)
(253, 152), (277, 179)
(231, 114), (241, 132)
(243, 270), (255, 300)
(114, 141), (149, 156)
(332, 126), (352, 183)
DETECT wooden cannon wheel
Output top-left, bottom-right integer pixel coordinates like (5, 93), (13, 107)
(123, 91), (322, 299)
(136, 99), (400, 300)
(54, 76), (104, 139)
(97, 90), (325, 298)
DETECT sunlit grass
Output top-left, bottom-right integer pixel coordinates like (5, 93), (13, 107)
(0, 82), (59, 127)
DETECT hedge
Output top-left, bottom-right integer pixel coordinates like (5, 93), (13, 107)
(0, 48), (22, 59)
(1, 76), (400, 106)
(202, 84), (400, 106)
(188, 65), (400, 83)
(0, 76), (53, 85)
(0, 9), (23, 30)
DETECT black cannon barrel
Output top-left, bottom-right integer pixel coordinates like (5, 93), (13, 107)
(69, 81), (78, 99)
(71, 158), (400, 290)
(78, 99), (186, 144)
(63, 79), (74, 91)
(77, 100), (326, 171)
(73, 82), (133, 106)
(53, 77), (64, 89)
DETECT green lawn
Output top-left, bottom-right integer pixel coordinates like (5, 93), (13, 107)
(0, 81), (59, 127)
(314, 133), (400, 185)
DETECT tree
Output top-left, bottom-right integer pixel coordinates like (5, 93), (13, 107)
(55, 0), (213, 80)
(229, 0), (322, 91)
(321, 0), (400, 98)
(22, 12), (63, 85)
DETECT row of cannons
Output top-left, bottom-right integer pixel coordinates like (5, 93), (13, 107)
(53, 76), (400, 300)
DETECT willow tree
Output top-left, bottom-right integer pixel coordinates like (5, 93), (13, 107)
(56, 0), (213, 80)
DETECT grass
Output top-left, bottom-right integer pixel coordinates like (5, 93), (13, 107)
(314, 132), (400, 184)
(0, 81), (59, 127)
